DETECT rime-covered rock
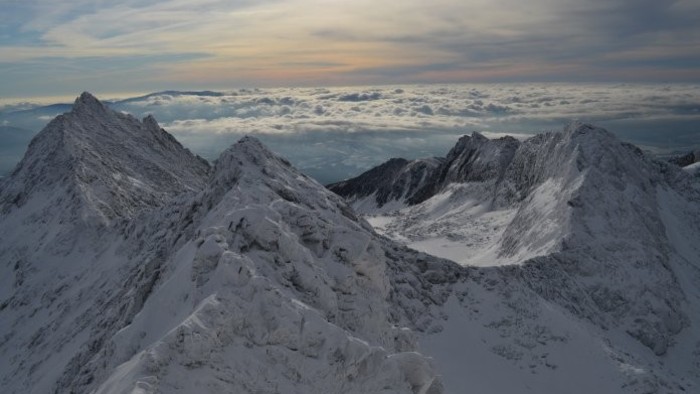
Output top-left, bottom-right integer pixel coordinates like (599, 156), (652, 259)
(0, 94), (441, 394)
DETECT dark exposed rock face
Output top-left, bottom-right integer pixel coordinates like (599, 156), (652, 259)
(328, 132), (521, 207)
(328, 157), (443, 208)
(409, 133), (521, 204)
(668, 150), (699, 167)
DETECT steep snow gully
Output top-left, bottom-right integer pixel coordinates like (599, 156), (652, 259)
(1, 93), (699, 393)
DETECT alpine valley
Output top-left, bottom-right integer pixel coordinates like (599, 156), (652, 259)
(1, 93), (699, 394)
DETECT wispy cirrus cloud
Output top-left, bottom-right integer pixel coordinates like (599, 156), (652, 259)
(2, 0), (700, 98)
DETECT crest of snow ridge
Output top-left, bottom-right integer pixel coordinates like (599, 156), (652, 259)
(330, 121), (700, 359)
(0, 92), (210, 225)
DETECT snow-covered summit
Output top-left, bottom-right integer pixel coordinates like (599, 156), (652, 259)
(334, 121), (698, 264)
(59, 131), (443, 394)
(332, 121), (700, 364)
(500, 123), (698, 354)
(328, 156), (443, 211)
(418, 131), (520, 204)
(0, 92), (210, 226)
(73, 91), (109, 114)
(327, 129), (520, 209)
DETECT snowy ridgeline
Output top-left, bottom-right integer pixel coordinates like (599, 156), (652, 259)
(0, 93), (699, 394)
(333, 121), (700, 392)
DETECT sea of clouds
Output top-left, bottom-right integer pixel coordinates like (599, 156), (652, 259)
(2, 83), (699, 183)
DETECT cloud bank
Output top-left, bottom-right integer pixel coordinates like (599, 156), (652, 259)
(1, 83), (698, 183)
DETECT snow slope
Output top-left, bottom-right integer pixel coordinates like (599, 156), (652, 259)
(87, 136), (445, 394)
(684, 161), (700, 177)
(329, 157), (443, 213)
(333, 122), (700, 392)
(0, 94), (442, 393)
(0, 92), (211, 393)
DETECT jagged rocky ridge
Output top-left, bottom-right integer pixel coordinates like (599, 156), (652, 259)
(331, 122), (700, 391)
(328, 157), (444, 210)
(0, 93), (443, 394)
(668, 149), (700, 168)
(328, 132), (520, 208)
(0, 95), (699, 393)
(0, 92), (210, 225)
(668, 149), (700, 178)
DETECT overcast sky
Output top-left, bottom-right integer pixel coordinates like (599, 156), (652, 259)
(2, 0), (700, 99)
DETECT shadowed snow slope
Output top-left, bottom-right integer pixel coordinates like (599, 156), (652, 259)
(1, 95), (700, 394)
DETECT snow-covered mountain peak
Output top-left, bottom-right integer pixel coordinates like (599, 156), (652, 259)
(142, 113), (160, 129)
(560, 121), (639, 167)
(328, 156), (442, 212)
(208, 135), (298, 194)
(331, 122), (694, 270)
(0, 93), (209, 231)
(222, 135), (280, 165)
(72, 91), (108, 115)
(442, 131), (520, 183)
(69, 133), (442, 393)
(1, 108), (444, 393)
(328, 129), (522, 210)
(206, 134), (364, 229)
(563, 120), (626, 142)
(445, 131), (497, 160)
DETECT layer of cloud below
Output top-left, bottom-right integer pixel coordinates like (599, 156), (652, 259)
(1, 83), (698, 183)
